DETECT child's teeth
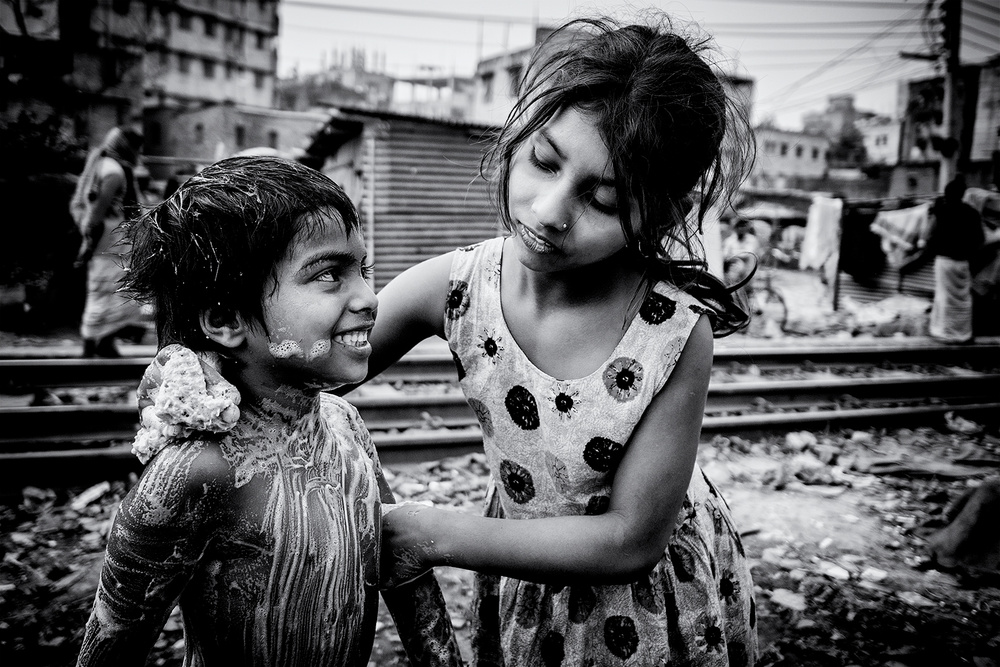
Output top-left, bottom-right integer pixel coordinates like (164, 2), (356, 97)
(334, 331), (368, 347)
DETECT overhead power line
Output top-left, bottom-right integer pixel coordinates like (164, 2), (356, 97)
(765, 7), (923, 105)
(282, 1), (536, 25)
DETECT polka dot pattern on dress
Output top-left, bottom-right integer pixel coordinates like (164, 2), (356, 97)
(639, 291), (677, 324)
(604, 615), (639, 659)
(602, 357), (643, 402)
(445, 279), (470, 320)
(582, 436), (625, 473)
(499, 458), (535, 503)
(505, 385), (540, 430)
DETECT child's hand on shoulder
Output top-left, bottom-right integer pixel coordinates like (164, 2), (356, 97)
(380, 501), (443, 590)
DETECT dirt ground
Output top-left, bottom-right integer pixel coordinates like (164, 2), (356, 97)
(363, 427), (1000, 667)
(4, 422), (996, 666)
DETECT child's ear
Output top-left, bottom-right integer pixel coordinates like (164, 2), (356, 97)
(199, 308), (247, 349)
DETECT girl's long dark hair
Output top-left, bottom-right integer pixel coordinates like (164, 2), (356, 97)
(484, 15), (756, 336)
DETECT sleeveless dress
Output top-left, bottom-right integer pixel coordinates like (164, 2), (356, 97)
(444, 238), (758, 667)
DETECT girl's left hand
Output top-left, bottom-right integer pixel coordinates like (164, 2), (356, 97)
(380, 502), (444, 589)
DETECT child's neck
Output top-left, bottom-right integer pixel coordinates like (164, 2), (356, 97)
(231, 369), (326, 427)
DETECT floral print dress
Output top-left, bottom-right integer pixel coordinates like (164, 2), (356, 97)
(444, 238), (758, 667)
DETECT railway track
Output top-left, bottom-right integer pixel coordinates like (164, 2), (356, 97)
(1, 338), (999, 489)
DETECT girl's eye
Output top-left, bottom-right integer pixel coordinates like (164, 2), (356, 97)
(590, 196), (618, 216)
(527, 146), (557, 174)
(361, 262), (375, 279)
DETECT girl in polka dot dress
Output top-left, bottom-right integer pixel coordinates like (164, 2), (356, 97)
(372, 14), (759, 667)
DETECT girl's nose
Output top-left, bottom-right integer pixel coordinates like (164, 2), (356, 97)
(531, 181), (573, 231)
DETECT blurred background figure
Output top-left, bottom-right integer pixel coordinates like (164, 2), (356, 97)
(723, 217), (762, 287)
(69, 126), (148, 358)
(925, 176), (985, 344)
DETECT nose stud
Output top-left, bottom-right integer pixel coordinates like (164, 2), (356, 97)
(561, 223), (568, 230)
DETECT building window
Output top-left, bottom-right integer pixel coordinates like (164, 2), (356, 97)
(764, 141), (776, 153)
(482, 72), (494, 103)
(256, 32), (267, 50)
(795, 145), (803, 158)
(267, 130), (278, 149)
(225, 63), (235, 80)
(202, 59), (215, 78)
(204, 18), (216, 37)
(780, 143), (788, 156)
(812, 147), (820, 160)
(507, 64), (522, 97)
(235, 125), (246, 149)
(178, 54), (191, 74)
(194, 123), (204, 145)
(179, 13), (192, 30)
(159, 50), (169, 67)
(254, 71), (265, 88)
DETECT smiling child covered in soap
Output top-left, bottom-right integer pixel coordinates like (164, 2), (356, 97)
(76, 156), (462, 667)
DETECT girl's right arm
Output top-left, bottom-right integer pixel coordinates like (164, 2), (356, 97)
(352, 250), (456, 384)
(76, 443), (227, 666)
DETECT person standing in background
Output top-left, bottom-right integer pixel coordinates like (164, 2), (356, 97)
(70, 126), (148, 357)
(926, 176), (985, 343)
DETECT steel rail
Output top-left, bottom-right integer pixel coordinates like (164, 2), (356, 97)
(1, 339), (999, 491)
(3, 339), (1000, 390)
(2, 400), (999, 493)
(3, 373), (999, 448)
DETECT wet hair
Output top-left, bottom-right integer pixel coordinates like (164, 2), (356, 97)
(484, 14), (756, 336)
(124, 155), (361, 349)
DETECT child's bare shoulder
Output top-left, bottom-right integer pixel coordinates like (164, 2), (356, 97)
(139, 437), (236, 495)
(319, 393), (379, 460)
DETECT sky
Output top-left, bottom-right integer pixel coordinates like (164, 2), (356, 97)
(276, 0), (1000, 130)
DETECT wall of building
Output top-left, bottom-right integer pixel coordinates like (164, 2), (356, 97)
(750, 128), (829, 188)
(144, 104), (328, 179)
(141, 0), (276, 108)
(859, 119), (902, 166)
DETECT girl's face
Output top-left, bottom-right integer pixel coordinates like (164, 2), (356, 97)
(241, 215), (377, 391)
(507, 107), (636, 273)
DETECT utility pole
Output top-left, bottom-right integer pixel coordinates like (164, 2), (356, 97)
(938, 0), (962, 190)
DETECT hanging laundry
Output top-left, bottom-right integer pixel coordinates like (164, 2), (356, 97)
(800, 195), (842, 271)
(869, 203), (933, 268)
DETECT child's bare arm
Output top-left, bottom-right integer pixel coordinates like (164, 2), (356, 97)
(381, 574), (465, 667)
(383, 316), (714, 586)
(77, 442), (227, 666)
(373, 471), (464, 666)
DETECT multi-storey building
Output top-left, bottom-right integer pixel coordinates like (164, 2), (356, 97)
(749, 125), (830, 189)
(2, 1), (328, 181)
